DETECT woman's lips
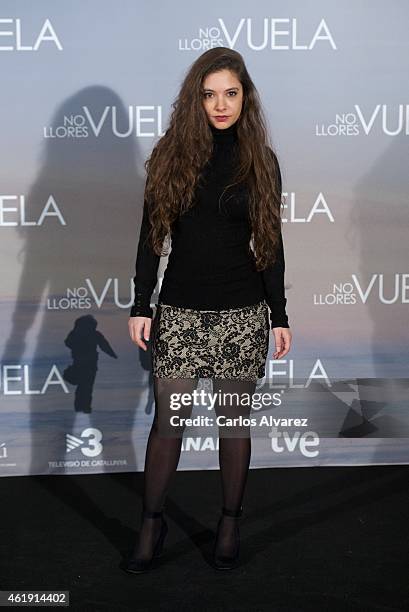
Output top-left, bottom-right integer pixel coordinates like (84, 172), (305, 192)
(214, 115), (230, 122)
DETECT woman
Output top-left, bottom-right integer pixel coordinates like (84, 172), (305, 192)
(126, 47), (292, 573)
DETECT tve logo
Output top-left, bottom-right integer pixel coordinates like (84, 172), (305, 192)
(269, 427), (320, 457)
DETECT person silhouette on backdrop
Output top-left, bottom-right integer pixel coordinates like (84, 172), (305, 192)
(64, 315), (117, 413)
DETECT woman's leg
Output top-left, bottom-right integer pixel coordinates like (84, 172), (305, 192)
(213, 378), (256, 556)
(132, 376), (198, 560)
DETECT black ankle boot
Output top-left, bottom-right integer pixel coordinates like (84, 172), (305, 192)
(123, 508), (168, 574)
(212, 506), (243, 570)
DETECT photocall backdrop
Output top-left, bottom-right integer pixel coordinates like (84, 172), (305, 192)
(1, 1), (408, 477)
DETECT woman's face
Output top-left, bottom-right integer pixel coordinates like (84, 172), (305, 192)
(202, 69), (243, 130)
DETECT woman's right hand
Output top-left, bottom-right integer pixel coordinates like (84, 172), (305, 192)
(128, 316), (152, 351)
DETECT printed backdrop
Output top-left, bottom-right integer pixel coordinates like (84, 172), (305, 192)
(1, 1), (408, 476)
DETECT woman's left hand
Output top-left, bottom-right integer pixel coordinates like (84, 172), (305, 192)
(271, 327), (292, 360)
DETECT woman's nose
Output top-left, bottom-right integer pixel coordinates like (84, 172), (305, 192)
(215, 98), (227, 111)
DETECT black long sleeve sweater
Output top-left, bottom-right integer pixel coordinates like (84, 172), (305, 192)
(130, 120), (290, 329)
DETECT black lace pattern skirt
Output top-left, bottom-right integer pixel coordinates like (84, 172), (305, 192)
(151, 299), (270, 382)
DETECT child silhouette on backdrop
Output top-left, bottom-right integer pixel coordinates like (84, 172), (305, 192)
(63, 315), (117, 413)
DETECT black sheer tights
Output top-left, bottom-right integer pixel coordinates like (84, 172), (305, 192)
(212, 378), (255, 557)
(132, 376), (256, 561)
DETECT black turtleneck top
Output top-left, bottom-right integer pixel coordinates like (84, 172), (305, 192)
(130, 120), (290, 328)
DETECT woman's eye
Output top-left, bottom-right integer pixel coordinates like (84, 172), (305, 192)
(203, 91), (237, 98)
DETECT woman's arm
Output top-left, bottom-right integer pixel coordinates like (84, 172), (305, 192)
(260, 148), (290, 329)
(130, 197), (160, 318)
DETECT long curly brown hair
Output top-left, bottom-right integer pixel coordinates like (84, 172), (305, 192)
(143, 46), (284, 271)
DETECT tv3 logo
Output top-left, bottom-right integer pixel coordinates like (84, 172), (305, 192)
(66, 428), (103, 457)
